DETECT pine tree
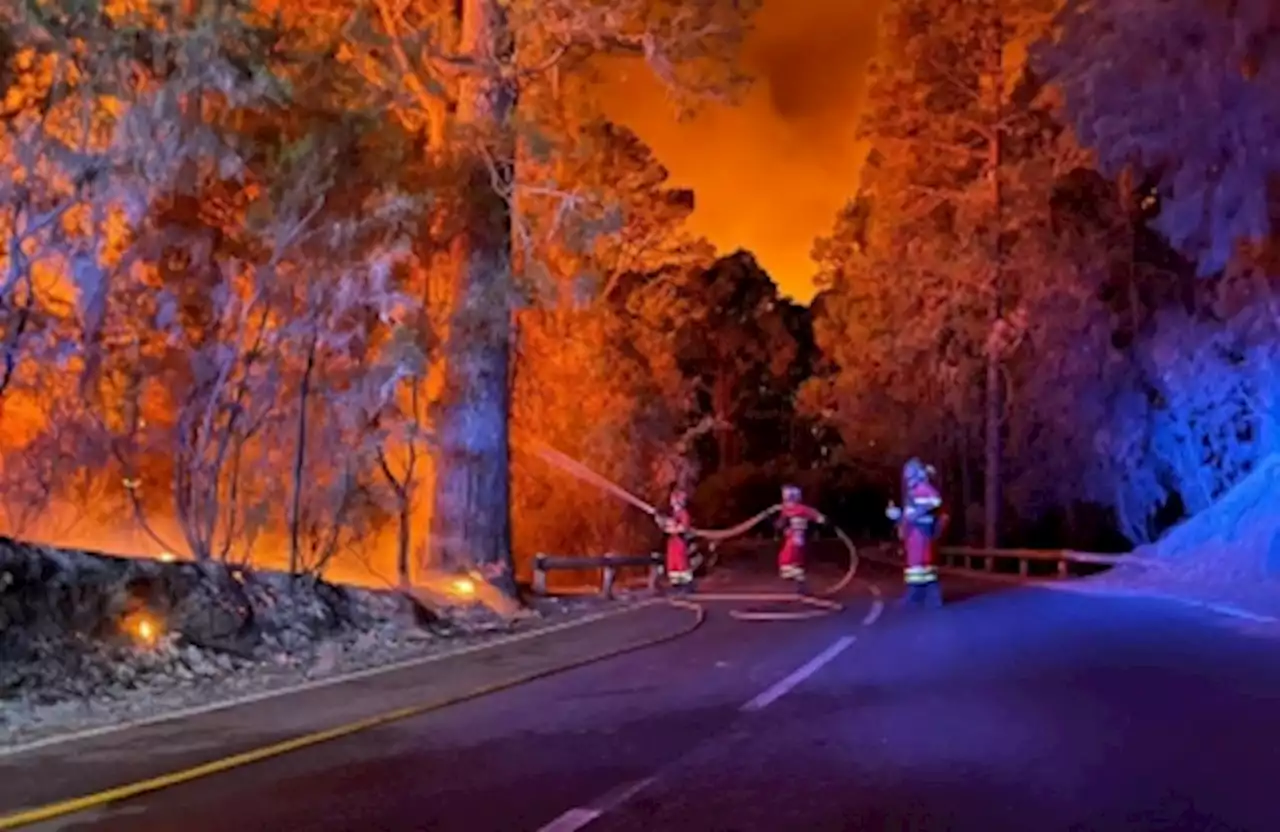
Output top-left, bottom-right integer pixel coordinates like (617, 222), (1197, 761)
(838, 0), (1059, 546)
(331, 0), (760, 591)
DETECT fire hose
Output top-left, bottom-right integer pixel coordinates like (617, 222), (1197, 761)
(523, 440), (861, 622)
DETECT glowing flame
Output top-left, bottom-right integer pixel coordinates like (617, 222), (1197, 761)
(450, 577), (476, 597)
(158, 551), (176, 563)
(123, 610), (163, 648)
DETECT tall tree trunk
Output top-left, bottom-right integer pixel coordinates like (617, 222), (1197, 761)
(983, 2), (1005, 551)
(960, 429), (974, 544)
(1117, 167), (1142, 340)
(983, 353), (1000, 548)
(712, 373), (735, 469)
(397, 503), (412, 588)
(289, 330), (318, 575)
(427, 0), (518, 594)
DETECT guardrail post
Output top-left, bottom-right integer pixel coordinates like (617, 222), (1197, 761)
(532, 554), (547, 596)
(1019, 558), (1029, 577)
(1057, 559), (1069, 577)
(601, 563), (617, 598)
(648, 553), (662, 592)
(984, 555), (995, 571)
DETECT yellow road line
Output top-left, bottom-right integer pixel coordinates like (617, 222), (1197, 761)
(0, 602), (706, 831)
(1, 598), (663, 760)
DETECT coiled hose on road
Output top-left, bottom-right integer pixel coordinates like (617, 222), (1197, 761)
(691, 525), (859, 621)
(525, 440), (862, 622)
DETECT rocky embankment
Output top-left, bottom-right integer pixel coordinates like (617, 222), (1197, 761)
(0, 538), (622, 748)
(1083, 454), (1280, 623)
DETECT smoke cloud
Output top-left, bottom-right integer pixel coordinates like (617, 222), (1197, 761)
(604, 0), (886, 302)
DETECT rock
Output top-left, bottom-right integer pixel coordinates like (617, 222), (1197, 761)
(183, 647), (219, 678)
(311, 641), (341, 676)
(352, 630), (380, 654)
(0, 535), (617, 749)
(169, 565), (255, 650)
(1265, 534), (1280, 579)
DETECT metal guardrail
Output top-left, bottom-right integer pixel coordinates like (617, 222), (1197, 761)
(858, 544), (1140, 579)
(531, 553), (663, 598)
(531, 543), (1141, 597)
(935, 546), (1131, 578)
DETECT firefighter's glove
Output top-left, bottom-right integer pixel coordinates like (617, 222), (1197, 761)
(886, 503), (903, 521)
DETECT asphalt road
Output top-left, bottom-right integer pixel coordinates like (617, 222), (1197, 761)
(15, 560), (1280, 832)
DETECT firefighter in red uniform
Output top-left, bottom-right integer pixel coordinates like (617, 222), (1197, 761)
(656, 488), (695, 591)
(886, 458), (946, 608)
(776, 484), (826, 591)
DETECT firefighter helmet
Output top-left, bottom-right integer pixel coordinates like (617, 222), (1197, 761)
(903, 457), (931, 486)
(781, 484), (801, 503)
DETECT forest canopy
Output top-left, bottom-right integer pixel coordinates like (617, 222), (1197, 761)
(1, 0), (1276, 590)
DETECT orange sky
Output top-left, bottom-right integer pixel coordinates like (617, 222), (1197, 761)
(604, 0), (886, 303)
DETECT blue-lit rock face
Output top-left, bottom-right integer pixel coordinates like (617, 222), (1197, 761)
(1113, 454), (1280, 610)
(1265, 535), (1280, 579)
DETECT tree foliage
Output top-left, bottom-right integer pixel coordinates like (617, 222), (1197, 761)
(1024, 0), (1280, 548)
(803, 0), (1280, 551)
(803, 0), (1129, 544)
(1094, 266), (1280, 544)
(673, 251), (803, 471)
(1036, 0), (1280, 274)
(0, 0), (779, 591)
(313, 0), (761, 587)
(0, 1), (429, 582)
(511, 121), (710, 564)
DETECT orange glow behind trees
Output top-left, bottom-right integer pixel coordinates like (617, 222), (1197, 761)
(601, 0), (888, 301)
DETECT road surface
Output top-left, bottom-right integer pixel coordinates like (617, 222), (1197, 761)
(7, 560), (1280, 832)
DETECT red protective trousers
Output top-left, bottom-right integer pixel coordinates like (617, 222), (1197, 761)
(902, 527), (937, 584)
(665, 509), (693, 585)
(778, 503), (822, 580)
(901, 481), (943, 586)
(778, 535), (804, 580)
